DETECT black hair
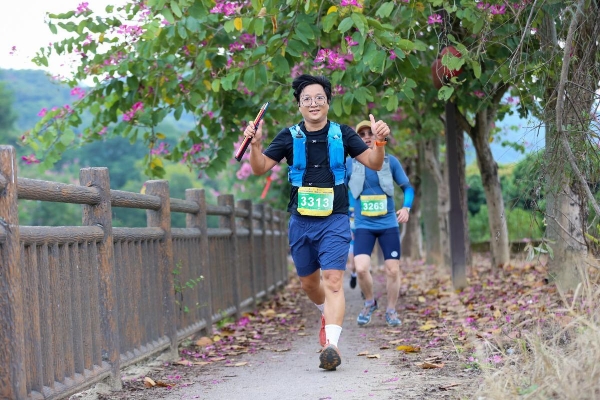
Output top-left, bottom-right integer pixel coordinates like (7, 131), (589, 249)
(291, 74), (332, 104)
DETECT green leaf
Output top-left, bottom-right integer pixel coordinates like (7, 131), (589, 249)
(473, 18), (484, 34)
(322, 12), (338, 33)
(254, 18), (265, 36)
(177, 23), (188, 39)
(471, 60), (482, 79)
(296, 21), (314, 40)
(350, 13), (367, 36)
(376, 2), (394, 18)
(338, 17), (354, 34)
(161, 8), (175, 24)
(369, 50), (387, 73)
(171, 2), (182, 18)
(224, 19), (235, 33)
(61, 129), (76, 145)
(332, 97), (343, 117)
(342, 92), (354, 114)
(243, 68), (256, 92)
(397, 39), (415, 52)
(255, 64), (268, 87)
(271, 54), (290, 77)
(211, 79), (220, 92)
(438, 86), (454, 101)
(386, 94), (398, 112)
(49, 23), (57, 34)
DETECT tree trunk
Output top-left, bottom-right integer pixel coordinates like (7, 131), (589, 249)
(401, 156), (423, 260)
(470, 113), (510, 267)
(541, 7), (599, 289)
(418, 141), (442, 265)
(456, 126), (472, 267)
(424, 138), (451, 269)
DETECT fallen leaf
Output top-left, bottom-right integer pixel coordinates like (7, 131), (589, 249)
(195, 336), (213, 347)
(357, 351), (369, 356)
(418, 323), (437, 331)
(143, 377), (156, 387)
(416, 362), (444, 369)
(418, 296), (426, 303)
(210, 357), (226, 362)
(155, 381), (172, 388)
(396, 345), (421, 353)
(273, 348), (290, 352)
(379, 345), (390, 350)
(440, 383), (460, 390)
(366, 354), (381, 359)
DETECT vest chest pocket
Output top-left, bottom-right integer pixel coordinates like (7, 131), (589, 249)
(360, 194), (387, 216)
(297, 187), (334, 216)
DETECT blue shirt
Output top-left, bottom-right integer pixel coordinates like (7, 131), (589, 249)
(345, 156), (413, 230)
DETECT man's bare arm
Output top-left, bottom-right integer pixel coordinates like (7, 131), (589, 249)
(249, 142), (278, 175)
(354, 146), (385, 171)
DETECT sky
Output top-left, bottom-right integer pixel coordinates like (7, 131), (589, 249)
(0, 0), (126, 75)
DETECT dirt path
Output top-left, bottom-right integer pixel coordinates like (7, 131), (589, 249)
(76, 262), (480, 400)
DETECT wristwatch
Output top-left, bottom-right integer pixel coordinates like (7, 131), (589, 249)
(403, 207), (411, 213)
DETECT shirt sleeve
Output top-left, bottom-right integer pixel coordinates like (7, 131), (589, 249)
(341, 124), (369, 158)
(263, 127), (292, 164)
(390, 156), (414, 208)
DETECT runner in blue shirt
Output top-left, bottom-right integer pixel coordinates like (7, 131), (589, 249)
(346, 120), (414, 327)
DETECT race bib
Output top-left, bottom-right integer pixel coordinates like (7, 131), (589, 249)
(360, 194), (387, 216)
(297, 187), (334, 216)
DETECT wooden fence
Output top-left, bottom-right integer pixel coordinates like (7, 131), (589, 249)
(0, 145), (289, 400)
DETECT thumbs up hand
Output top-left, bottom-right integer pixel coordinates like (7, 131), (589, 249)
(369, 114), (390, 142)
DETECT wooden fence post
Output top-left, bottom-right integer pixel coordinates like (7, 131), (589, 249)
(79, 167), (121, 390)
(237, 199), (256, 306)
(185, 189), (213, 335)
(145, 180), (177, 358)
(0, 146), (27, 399)
(219, 195), (241, 319)
(254, 204), (268, 296)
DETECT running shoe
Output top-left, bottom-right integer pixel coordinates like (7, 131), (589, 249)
(319, 342), (342, 371)
(357, 300), (378, 326)
(385, 310), (402, 327)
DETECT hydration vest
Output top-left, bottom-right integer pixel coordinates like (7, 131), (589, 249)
(288, 122), (346, 187)
(348, 157), (394, 199)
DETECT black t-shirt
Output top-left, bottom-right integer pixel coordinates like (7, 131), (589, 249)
(263, 120), (368, 216)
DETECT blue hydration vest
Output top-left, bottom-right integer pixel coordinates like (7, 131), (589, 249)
(288, 122), (346, 187)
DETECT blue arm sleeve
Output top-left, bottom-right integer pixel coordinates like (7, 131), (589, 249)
(390, 156), (414, 208)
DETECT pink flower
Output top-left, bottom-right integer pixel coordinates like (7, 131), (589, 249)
(428, 14), (442, 24)
(9, 46), (17, 55)
(98, 127), (107, 135)
(150, 142), (169, 155)
(22, 154), (40, 165)
(389, 50), (397, 60)
(489, 4), (506, 14)
(236, 162), (253, 180)
(345, 36), (358, 47)
(76, 2), (90, 15)
(37, 108), (48, 117)
(473, 90), (485, 98)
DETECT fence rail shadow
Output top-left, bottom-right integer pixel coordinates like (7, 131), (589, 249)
(0, 145), (289, 400)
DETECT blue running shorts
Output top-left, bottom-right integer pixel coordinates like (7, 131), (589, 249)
(353, 227), (401, 260)
(288, 213), (352, 277)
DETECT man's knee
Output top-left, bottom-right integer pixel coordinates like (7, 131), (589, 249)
(322, 270), (343, 291)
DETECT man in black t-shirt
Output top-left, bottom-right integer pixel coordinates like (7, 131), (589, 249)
(242, 74), (391, 371)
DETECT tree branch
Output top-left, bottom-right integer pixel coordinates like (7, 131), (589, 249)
(555, 0), (600, 218)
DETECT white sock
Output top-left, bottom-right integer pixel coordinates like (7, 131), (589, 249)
(315, 303), (325, 314)
(351, 272), (357, 277)
(325, 325), (342, 347)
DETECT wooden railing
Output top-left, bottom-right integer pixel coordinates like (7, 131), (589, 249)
(0, 145), (289, 400)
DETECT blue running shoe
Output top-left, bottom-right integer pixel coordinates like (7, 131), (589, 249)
(385, 310), (402, 327)
(357, 300), (378, 326)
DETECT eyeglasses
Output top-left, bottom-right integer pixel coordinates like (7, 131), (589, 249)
(358, 130), (374, 138)
(300, 95), (327, 107)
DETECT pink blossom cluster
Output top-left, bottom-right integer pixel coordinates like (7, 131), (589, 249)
(473, 90), (486, 98)
(150, 142), (169, 155)
(98, 127), (108, 136)
(182, 143), (209, 165)
(290, 62), (306, 78)
(345, 36), (359, 47)
(314, 48), (352, 71)
(210, 1), (238, 16)
(236, 162), (253, 179)
(70, 87), (86, 99)
(477, 3), (507, 14)
(240, 33), (256, 45)
(505, 96), (520, 105)
(340, 0), (362, 8)
(116, 24), (145, 38)
(333, 85), (346, 96)
(9, 46), (17, 56)
(229, 42), (244, 52)
(122, 102), (144, 122)
(76, 2), (90, 15)
(22, 154), (40, 165)
(391, 107), (407, 122)
(427, 14), (442, 24)
(38, 105), (73, 119)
